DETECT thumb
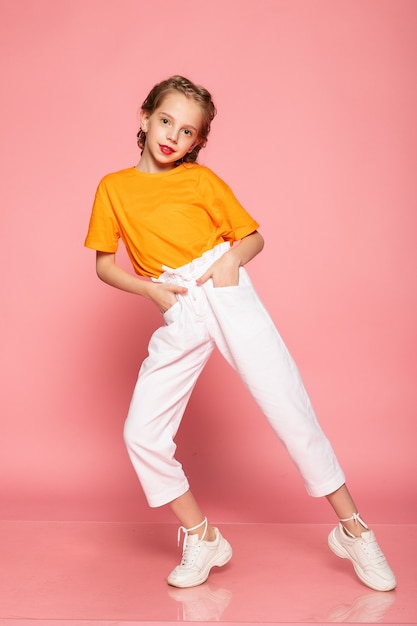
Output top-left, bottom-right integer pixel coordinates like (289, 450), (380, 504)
(196, 269), (211, 285)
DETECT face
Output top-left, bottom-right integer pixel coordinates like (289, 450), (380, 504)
(138, 92), (203, 173)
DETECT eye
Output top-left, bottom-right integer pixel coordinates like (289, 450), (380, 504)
(183, 129), (192, 136)
(161, 118), (169, 125)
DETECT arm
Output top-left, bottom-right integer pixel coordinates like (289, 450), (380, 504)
(95, 251), (188, 313)
(196, 230), (264, 287)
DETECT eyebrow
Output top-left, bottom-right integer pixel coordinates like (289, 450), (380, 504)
(159, 111), (198, 131)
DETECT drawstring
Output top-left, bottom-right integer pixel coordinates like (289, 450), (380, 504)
(177, 517), (208, 550)
(157, 242), (230, 284)
(340, 512), (368, 538)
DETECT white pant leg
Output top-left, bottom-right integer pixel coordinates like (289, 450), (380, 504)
(124, 244), (230, 508)
(203, 267), (346, 497)
(124, 292), (214, 508)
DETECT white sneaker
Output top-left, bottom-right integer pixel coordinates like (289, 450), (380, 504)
(328, 523), (396, 591)
(167, 527), (232, 588)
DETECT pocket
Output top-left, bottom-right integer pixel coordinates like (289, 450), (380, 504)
(210, 265), (253, 292)
(210, 283), (254, 309)
(206, 268), (269, 329)
(162, 300), (181, 325)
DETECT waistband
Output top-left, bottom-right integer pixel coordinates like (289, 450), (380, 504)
(154, 242), (231, 284)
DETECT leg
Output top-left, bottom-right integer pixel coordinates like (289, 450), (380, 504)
(124, 297), (232, 588)
(204, 271), (396, 591)
(204, 268), (345, 497)
(326, 483), (368, 536)
(169, 490), (216, 541)
(124, 300), (214, 507)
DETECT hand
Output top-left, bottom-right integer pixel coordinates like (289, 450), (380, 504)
(196, 252), (240, 288)
(148, 281), (188, 314)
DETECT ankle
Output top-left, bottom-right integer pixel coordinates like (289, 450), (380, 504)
(177, 516), (216, 545)
(340, 512), (369, 538)
(342, 521), (368, 537)
(204, 524), (216, 542)
(188, 523), (216, 542)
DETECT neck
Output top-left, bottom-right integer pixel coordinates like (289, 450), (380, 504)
(136, 154), (177, 174)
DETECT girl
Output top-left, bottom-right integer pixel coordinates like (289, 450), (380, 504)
(85, 75), (396, 591)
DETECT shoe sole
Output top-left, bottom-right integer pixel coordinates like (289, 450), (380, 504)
(167, 542), (233, 588)
(328, 528), (396, 592)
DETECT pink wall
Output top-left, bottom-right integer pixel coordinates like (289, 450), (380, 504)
(1, 0), (416, 524)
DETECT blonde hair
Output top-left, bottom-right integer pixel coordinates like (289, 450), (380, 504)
(137, 75), (217, 164)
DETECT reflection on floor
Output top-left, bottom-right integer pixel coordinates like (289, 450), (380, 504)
(0, 522), (415, 625)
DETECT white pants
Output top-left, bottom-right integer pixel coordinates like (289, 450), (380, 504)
(124, 243), (345, 507)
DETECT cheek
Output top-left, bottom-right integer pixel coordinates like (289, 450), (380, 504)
(181, 135), (194, 147)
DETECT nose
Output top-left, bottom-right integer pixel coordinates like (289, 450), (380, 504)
(167, 127), (179, 143)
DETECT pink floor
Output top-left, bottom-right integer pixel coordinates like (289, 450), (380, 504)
(0, 522), (415, 626)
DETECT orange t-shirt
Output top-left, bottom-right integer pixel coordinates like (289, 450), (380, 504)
(84, 163), (259, 278)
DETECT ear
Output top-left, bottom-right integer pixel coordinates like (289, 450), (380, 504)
(188, 140), (201, 153)
(140, 110), (150, 133)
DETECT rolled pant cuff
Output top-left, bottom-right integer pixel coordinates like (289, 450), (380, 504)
(147, 480), (190, 508)
(305, 472), (346, 498)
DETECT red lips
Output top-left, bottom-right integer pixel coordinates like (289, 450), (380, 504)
(160, 145), (174, 155)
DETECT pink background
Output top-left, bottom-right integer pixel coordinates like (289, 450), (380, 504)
(1, 0), (416, 524)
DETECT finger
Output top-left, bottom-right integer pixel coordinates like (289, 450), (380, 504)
(172, 284), (188, 295)
(196, 270), (210, 285)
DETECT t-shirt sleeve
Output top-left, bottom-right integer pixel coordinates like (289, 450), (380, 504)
(200, 168), (260, 242)
(219, 183), (260, 241)
(84, 180), (120, 252)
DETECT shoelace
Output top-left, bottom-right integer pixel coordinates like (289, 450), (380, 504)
(177, 517), (208, 567)
(180, 541), (202, 568)
(340, 512), (369, 538)
(340, 512), (368, 529)
(360, 535), (387, 566)
(177, 517), (208, 547)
